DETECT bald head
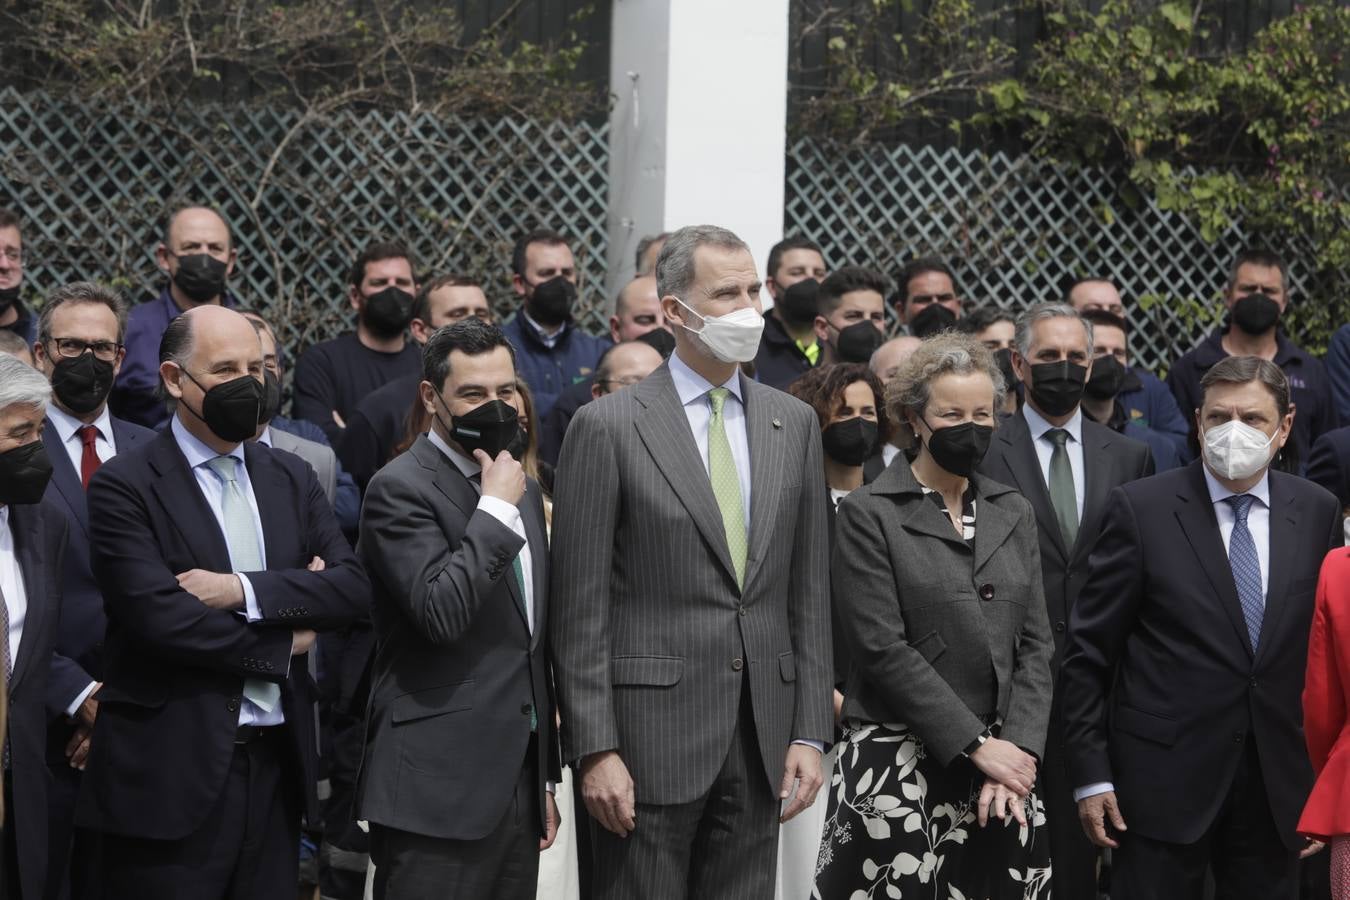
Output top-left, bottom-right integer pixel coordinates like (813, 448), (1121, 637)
(593, 341), (663, 399)
(160, 306), (263, 447)
(870, 336), (922, 382)
(610, 275), (666, 343)
(164, 206), (232, 251)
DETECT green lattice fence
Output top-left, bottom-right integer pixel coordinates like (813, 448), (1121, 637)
(0, 88), (610, 355)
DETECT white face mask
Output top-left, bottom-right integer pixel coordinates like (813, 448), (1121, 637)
(1202, 419), (1278, 480)
(675, 298), (764, 364)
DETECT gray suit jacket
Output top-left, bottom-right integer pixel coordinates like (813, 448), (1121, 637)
(833, 461), (1054, 764)
(550, 360), (833, 805)
(269, 427), (338, 506)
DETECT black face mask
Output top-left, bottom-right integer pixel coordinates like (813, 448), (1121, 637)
(1231, 293), (1281, 336)
(441, 396), (526, 460)
(833, 320), (884, 364)
(993, 348), (1017, 392)
(636, 327), (675, 359)
(922, 418), (994, 478)
(821, 416), (878, 467)
(50, 351), (116, 415)
(1084, 354), (1127, 401)
(171, 253), (228, 303)
(776, 279), (820, 329)
(259, 369), (283, 425)
(1025, 359), (1087, 417)
(362, 286), (416, 338)
(0, 285), (19, 314)
(0, 440), (54, 505)
(910, 303), (957, 339)
(526, 276), (577, 328)
(181, 371), (264, 444)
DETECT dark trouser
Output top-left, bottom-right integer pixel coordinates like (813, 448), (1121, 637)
(589, 683), (778, 900)
(99, 729), (300, 900)
(369, 735), (541, 900)
(1042, 714), (1100, 897)
(2, 773), (20, 900)
(44, 763), (101, 900)
(319, 627), (374, 900)
(1114, 744), (1298, 900)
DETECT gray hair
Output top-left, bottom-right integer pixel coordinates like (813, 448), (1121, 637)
(0, 353), (51, 413)
(1015, 303), (1093, 360)
(654, 225), (750, 301)
(885, 331), (1006, 427)
(38, 281), (130, 344)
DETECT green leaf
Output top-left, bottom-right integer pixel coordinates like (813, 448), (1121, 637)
(1160, 3), (1193, 33)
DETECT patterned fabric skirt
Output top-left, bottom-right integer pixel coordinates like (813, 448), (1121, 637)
(813, 721), (1051, 900)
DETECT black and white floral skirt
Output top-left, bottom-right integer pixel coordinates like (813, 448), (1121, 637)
(813, 721), (1052, 900)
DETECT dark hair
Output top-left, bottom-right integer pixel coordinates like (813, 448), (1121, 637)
(421, 317), (516, 389)
(1200, 355), (1291, 419)
(1061, 274), (1120, 303)
(818, 266), (888, 316)
(349, 241), (414, 288)
(898, 256), (958, 302)
(511, 229), (569, 278)
(1079, 308), (1129, 337)
(766, 236), (824, 282)
(158, 313), (195, 367)
(1227, 248), (1290, 295)
(788, 362), (890, 443)
(162, 205), (231, 250)
(38, 282), (130, 344)
(634, 233), (670, 274)
(412, 273), (481, 322)
(958, 306), (1015, 336)
(0, 207), (20, 231)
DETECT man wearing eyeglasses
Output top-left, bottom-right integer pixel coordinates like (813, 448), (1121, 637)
(0, 207), (36, 347)
(590, 340), (664, 401)
(32, 282), (156, 900)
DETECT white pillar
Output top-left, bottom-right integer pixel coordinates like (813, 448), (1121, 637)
(605, 0), (789, 303)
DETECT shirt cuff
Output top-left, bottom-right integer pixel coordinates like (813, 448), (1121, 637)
(791, 739), (825, 753)
(65, 681), (98, 719)
(477, 495), (522, 530)
(240, 575), (261, 621)
(546, 781), (556, 795)
(1073, 782), (1115, 802)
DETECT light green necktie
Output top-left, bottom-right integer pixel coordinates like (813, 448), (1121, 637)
(1046, 428), (1079, 548)
(206, 456), (281, 714)
(708, 388), (747, 587)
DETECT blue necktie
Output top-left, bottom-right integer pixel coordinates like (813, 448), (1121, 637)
(1225, 494), (1264, 653)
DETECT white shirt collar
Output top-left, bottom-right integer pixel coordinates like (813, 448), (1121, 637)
(256, 426), (273, 448)
(1202, 464), (1271, 510)
(668, 348), (743, 408)
(520, 310), (566, 347)
(1022, 403), (1083, 445)
(171, 414), (244, 471)
(47, 403), (114, 448)
(426, 428), (481, 483)
(0, 505), (8, 529)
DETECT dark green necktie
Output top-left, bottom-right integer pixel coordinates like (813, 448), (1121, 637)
(1047, 428), (1079, 547)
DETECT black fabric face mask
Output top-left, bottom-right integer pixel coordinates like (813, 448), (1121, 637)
(910, 303), (958, 339)
(821, 416), (879, 467)
(636, 327), (675, 359)
(362, 286), (416, 338)
(181, 371), (264, 444)
(922, 418), (994, 478)
(1231, 293), (1281, 336)
(833, 320), (884, 364)
(776, 279), (820, 329)
(259, 369), (283, 425)
(0, 440), (54, 505)
(442, 396), (526, 460)
(993, 348), (1017, 392)
(1026, 359), (1087, 417)
(50, 351), (116, 415)
(1084, 354), (1127, 401)
(526, 276), (577, 328)
(0, 285), (19, 314)
(171, 253), (228, 303)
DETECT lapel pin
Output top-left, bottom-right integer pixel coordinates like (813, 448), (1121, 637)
(772, 418), (782, 429)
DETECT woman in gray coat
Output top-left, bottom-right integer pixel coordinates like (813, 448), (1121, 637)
(814, 332), (1054, 899)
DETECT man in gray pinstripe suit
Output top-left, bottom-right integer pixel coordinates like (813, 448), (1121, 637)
(550, 224), (834, 899)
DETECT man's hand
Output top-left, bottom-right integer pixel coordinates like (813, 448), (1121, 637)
(832, 689), (844, 724)
(969, 738), (1037, 796)
(779, 743), (824, 823)
(65, 723), (93, 770)
(1077, 790), (1127, 848)
(1301, 839), (1326, 859)
(580, 751), (636, 838)
(977, 778), (1027, 828)
(176, 569), (245, 610)
(331, 410), (346, 429)
(307, 556), (326, 572)
(475, 449), (525, 506)
(75, 684), (100, 728)
(291, 629), (317, 656)
(539, 791), (561, 851)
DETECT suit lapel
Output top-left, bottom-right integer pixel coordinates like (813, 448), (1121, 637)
(42, 418), (88, 536)
(522, 481), (548, 649)
(148, 430), (233, 573)
(8, 504), (47, 692)
(1071, 423), (1114, 563)
(743, 377), (783, 592)
(244, 442), (289, 567)
(1174, 464), (1253, 660)
(993, 414), (1068, 561)
(633, 366), (739, 588)
(972, 482), (1019, 574)
(1256, 475), (1298, 666)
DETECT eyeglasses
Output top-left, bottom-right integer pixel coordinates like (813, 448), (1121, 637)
(47, 337), (122, 362)
(598, 376), (644, 390)
(0, 248), (26, 264)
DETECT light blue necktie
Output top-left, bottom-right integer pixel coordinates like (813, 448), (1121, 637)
(206, 456), (281, 714)
(1225, 494), (1264, 654)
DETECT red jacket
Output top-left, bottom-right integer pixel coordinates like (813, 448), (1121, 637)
(1299, 547), (1350, 839)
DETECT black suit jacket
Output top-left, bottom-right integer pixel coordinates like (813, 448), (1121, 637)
(6, 500), (67, 900)
(356, 435), (559, 840)
(1060, 463), (1342, 847)
(41, 415), (155, 719)
(978, 411), (1154, 667)
(76, 428), (369, 840)
(1306, 425), (1350, 510)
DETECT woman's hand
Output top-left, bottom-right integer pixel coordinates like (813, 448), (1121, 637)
(977, 777), (1027, 828)
(969, 737), (1037, 796)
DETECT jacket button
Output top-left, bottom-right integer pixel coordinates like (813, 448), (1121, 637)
(1054, 622), (1066, 634)
(1249, 678), (1257, 688)
(520, 703), (532, 716)
(1233, 731), (1244, 743)
(979, 584), (995, 601)
(227, 698), (241, 712)
(731, 658), (744, 672)
(738, 606), (747, 617)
